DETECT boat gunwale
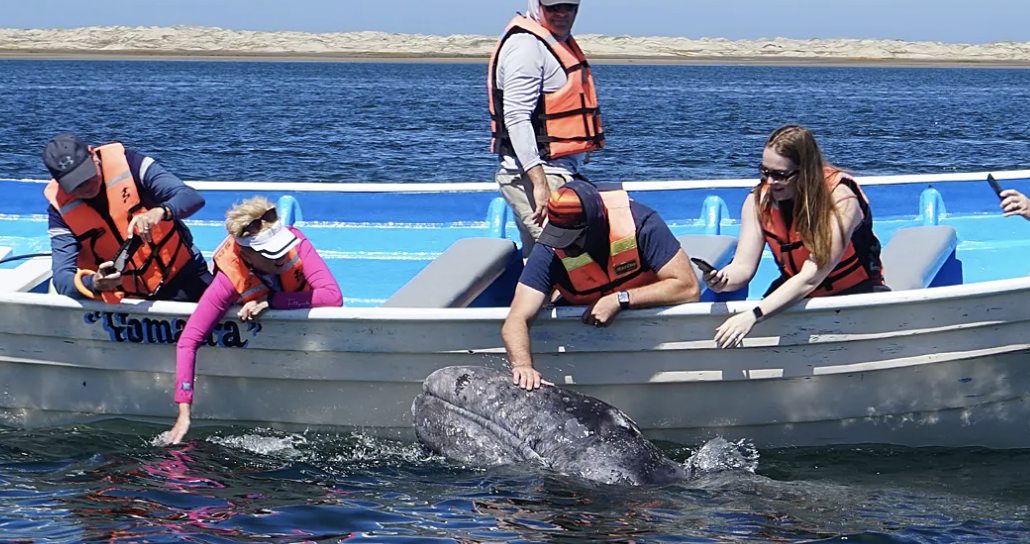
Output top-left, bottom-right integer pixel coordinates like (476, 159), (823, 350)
(2, 275), (1028, 322)
(5, 168), (1030, 193)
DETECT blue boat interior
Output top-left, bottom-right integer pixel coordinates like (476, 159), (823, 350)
(3, 176), (1030, 307)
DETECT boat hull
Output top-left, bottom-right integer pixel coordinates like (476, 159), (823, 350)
(2, 276), (1028, 448)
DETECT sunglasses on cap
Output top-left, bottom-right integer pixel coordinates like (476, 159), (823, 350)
(241, 207), (278, 238)
(542, 3), (579, 12)
(759, 164), (799, 183)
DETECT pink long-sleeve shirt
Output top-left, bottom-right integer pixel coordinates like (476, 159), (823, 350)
(174, 227), (342, 404)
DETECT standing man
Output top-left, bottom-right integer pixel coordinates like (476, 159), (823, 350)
(489, 0), (605, 257)
(43, 133), (213, 303)
(502, 181), (701, 390)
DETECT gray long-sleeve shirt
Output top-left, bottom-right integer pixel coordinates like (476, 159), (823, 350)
(495, 33), (585, 177)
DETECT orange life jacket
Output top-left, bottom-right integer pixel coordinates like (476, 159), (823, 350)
(212, 235), (310, 303)
(760, 168), (884, 297)
(44, 142), (194, 302)
(488, 15), (604, 161)
(554, 191), (659, 305)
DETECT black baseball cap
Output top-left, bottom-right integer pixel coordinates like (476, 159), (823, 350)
(43, 134), (98, 193)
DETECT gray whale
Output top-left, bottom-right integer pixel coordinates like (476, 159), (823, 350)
(411, 365), (690, 486)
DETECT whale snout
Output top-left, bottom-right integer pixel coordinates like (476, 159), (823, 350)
(645, 460), (690, 485)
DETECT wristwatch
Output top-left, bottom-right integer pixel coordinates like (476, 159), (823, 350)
(161, 205), (173, 221)
(617, 291), (630, 310)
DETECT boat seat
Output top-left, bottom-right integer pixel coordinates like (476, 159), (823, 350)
(677, 234), (738, 285)
(881, 225), (959, 291)
(0, 256), (53, 293)
(382, 238), (520, 308)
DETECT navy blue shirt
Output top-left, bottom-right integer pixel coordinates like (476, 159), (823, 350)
(47, 149), (207, 297)
(519, 201), (682, 296)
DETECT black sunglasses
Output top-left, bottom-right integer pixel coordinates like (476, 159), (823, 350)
(759, 165), (799, 183)
(542, 3), (579, 13)
(242, 207), (278, 237)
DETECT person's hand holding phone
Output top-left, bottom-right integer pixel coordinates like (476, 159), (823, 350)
(693, 257), (730, 293)
(93, 261), (123, 292)
(128, 208), (166, 244)
(1000, 189), (1030, 220)
(703, 268), (730, 293)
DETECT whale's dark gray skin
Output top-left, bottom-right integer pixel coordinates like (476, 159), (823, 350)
(411, 365), (690, 486)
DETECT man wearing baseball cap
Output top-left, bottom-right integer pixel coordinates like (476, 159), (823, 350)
(43, 133), (213, 303)
(488, 0), (604, 258)
(501, 180), (701, 390)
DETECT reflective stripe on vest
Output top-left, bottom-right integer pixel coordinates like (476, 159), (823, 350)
(488, 15), (604, 161)
(554, 191), (658, 305)
(212, 235), (310, 303)
(759, 168), (884, 297)
(44, 142), (193, 301)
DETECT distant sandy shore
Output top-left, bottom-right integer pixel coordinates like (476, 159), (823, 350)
(3, 26), (1030, 67)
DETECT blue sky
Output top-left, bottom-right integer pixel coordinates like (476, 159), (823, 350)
(9, 0), (1029, 43)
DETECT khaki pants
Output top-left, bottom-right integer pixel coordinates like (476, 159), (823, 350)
(496, 171), (573, 258)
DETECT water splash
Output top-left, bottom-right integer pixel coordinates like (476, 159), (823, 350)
(684, 437), (760, 475)
(207, 432), (308, 458)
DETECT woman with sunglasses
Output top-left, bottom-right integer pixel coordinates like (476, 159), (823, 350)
(705, 125), (887, 349)
(164, 196), (342, 444)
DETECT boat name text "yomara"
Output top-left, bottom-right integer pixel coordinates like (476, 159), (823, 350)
(83, 311), (262, 347)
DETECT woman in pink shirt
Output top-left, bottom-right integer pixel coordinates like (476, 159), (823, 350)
(165, 196), (343, 444)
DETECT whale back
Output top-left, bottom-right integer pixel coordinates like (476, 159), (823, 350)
(412, 365), (688, 486)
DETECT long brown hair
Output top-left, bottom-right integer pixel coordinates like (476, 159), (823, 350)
(754, 125), (846, 268)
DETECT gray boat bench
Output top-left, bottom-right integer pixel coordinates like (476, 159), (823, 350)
(0, 247), (52, 294)
(676, 234), (739, 301)
(880, 225), (960, 290)
(382, 238), (522, 308)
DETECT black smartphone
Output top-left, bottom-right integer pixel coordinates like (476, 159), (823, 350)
(108, 236), (143, 274)
(988, 173), (1005, 200)
(690, 257), (717, 274)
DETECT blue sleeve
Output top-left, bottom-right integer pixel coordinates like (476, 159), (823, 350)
(517, 244), (561, 294)
(633, 202), (681, 273)
(48, 205), (93, 297)
(126, 150), (205, 220)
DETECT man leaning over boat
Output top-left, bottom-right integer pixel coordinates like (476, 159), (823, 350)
(489, 0), (604, 258)
(42, 133), (213, 303)
(502, 180), (701, 390)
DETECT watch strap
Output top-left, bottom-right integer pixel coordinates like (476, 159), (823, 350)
(617, 291), (630, 309)
(752, 305), (764, 321)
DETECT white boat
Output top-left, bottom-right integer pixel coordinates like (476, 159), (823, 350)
(1, 170), (1030, 448)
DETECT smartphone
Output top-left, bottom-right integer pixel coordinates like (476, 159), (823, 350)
(107, 236), (143, 274)
(987, 173), (1005, 200)
(690, 257), (717, 274)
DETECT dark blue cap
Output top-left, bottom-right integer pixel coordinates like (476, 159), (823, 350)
(43, 133), (98, 193)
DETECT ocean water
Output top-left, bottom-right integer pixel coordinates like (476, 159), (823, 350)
(0, 60), (1029, 182)
(1, 60), (1030, 542)
(1, 422), (1028, 543)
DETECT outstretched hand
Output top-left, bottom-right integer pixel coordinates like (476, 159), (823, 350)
(164, 403), (192, 445)
(714, 310), (758, 349)
(513, 365), (543, 390)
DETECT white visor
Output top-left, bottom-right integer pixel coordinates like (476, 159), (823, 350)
(234, 220), (299, 260)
